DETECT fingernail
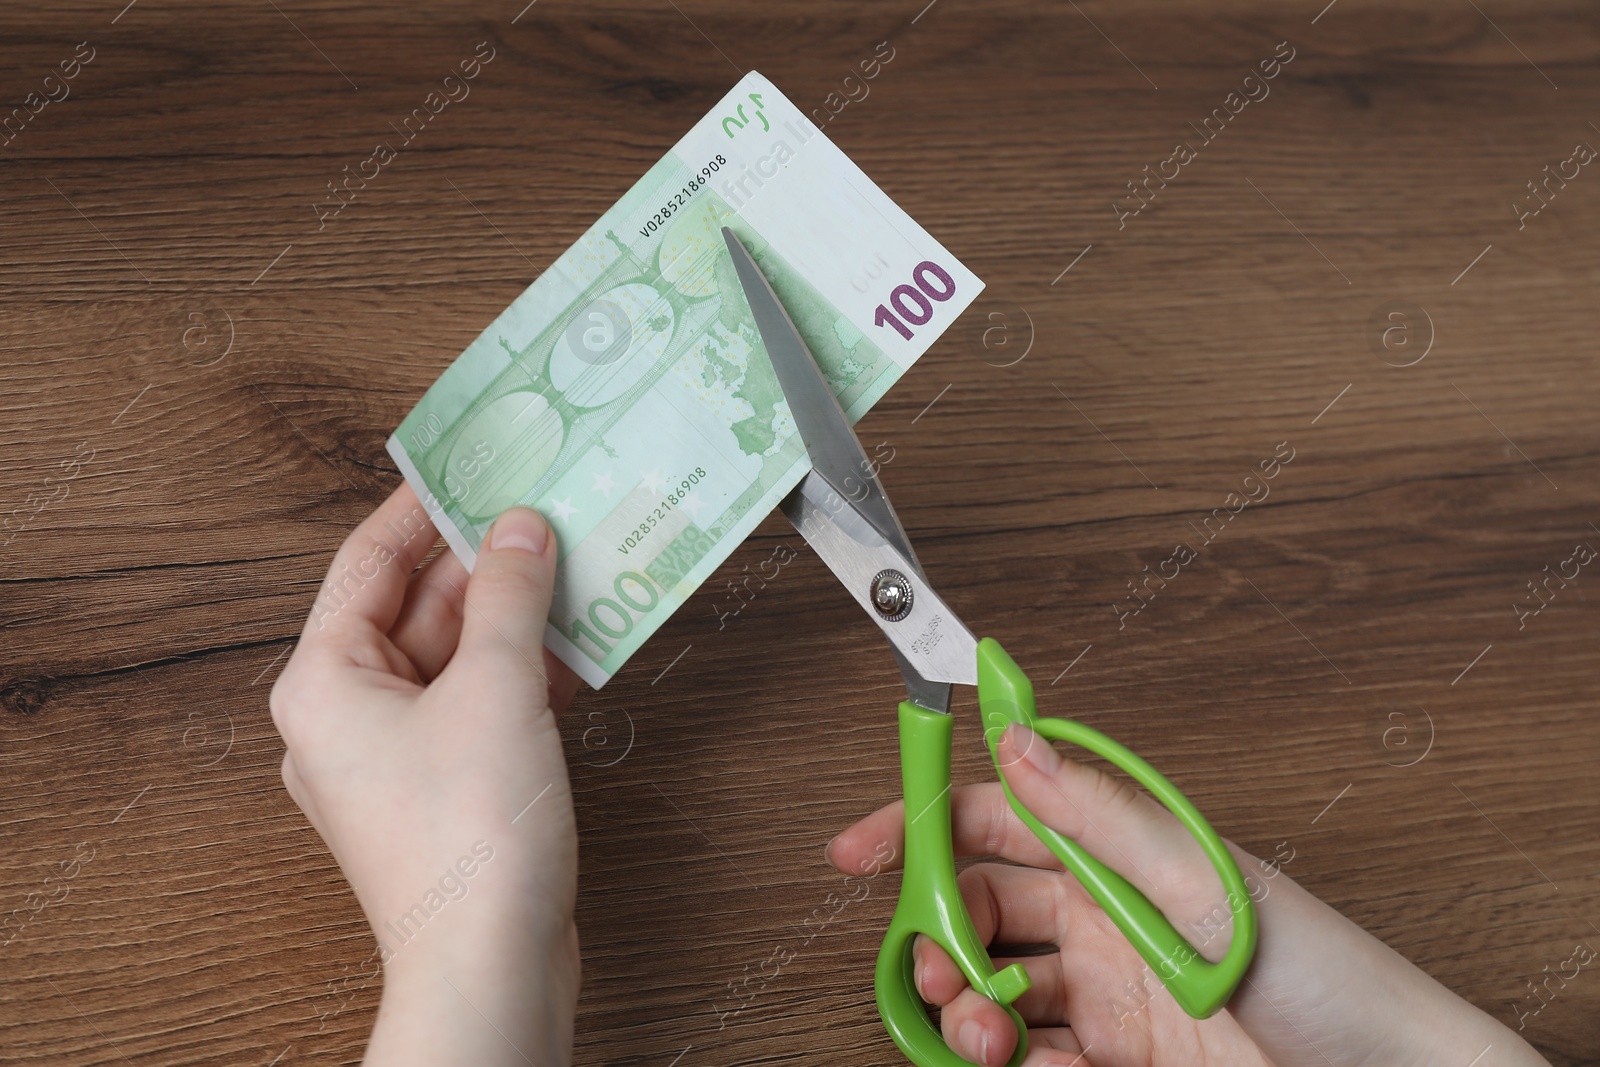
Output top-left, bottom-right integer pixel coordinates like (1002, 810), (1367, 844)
(823, 834), (839, 865)
(1004, 722), (1057, 776)
(958, 1020), (990, 1066)
(489, 507), (548, 555)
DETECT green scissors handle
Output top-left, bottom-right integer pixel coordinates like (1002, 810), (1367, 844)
(874, 639), (1258, 1067)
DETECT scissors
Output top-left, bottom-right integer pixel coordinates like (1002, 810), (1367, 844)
(721, 227), (1258, 1067)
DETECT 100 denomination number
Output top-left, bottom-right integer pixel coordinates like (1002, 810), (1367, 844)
(407, 410), (444, 455)
(563, 488), (712, 664)
(558, 570), (661, 661)
(870, 260), (957, 341)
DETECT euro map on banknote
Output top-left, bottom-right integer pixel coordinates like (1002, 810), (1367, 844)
(387, 71), (982, 688)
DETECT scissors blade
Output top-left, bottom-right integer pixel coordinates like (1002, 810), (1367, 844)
(721, 227), (920, 569)
(721, 227), (978, 701)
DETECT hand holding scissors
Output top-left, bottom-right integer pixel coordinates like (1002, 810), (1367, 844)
(724, 227), (1256, 1067)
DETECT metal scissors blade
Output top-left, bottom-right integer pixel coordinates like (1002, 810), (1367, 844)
(721, 227), (918, 565)
(721, 226), (977, 702)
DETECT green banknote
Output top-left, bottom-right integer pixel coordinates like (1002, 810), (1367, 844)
(387, 72), (982, 687)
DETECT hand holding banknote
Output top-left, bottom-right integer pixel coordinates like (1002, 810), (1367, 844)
(271, 483), (582, 1067)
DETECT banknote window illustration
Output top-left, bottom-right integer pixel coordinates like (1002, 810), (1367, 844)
(565, 298), (631, 366)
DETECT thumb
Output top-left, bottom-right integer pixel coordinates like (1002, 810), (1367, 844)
(453, 506), (557, 687)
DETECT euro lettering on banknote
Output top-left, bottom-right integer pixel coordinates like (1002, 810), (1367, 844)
(387, 72), (982, 688)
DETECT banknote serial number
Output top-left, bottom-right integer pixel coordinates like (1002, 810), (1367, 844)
(639, 155), (726, 238)
(618, 467), (705, 555)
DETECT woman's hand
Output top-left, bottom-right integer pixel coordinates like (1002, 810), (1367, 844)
(827, 722), (1549, 1067)
(270, 482), (581, 1067)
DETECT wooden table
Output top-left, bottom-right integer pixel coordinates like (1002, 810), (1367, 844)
(3, 1), (1597, 1063)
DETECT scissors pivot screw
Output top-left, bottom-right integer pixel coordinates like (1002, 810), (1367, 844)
(870, 569), (914, 622)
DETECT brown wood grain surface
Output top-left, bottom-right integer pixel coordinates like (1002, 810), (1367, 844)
(3, 0), (1598, 1064)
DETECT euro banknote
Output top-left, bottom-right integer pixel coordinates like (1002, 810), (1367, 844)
(387, 71), (981, 688)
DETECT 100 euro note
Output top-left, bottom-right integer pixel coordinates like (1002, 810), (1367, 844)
(387, 71), (981, 688)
